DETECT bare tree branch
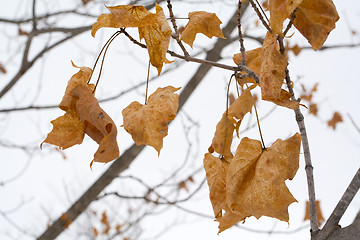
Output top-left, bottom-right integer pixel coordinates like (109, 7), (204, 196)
(314, 168), (360, 240)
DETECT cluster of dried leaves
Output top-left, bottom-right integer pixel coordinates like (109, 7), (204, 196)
(203, 0), (339, 232)
(42, 4), (224, 165)
(42, 0), (341, 234)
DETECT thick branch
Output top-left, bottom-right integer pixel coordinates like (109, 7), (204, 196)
(36, 4), (248, 240)
(314, 168), (360, 240)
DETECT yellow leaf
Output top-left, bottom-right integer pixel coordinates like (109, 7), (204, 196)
(91, 5), (157, 37)
(304, 200), (325, 227)
(217, 133), (301, 232)
(327, 111), (342, 130)
(203, 153), (230, 218)
(260, 32), (288, 101)
(122, 86), (180, 154)
(267, 0), (303, 35)
(139, 4), (172, 75)
(180, 11), (225, 48)
(293, 0), (339, 50)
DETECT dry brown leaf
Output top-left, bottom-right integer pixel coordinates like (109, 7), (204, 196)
(203, 153), (230, 218)
(309, 103), (318, 116)
(139, 4), (171, 75)
(42, 63), (92, 150)
(227, 87), (254, 123)
(71, 85), (119, 165)
(180, 11), (225, 48)
(304, 200), (325, 227)
(268, 0), (303, 35)
(209, 114), (235, 161)
(327, 111), (343, 129)
(260, 32), (288, 101)
(266, 89), (300, 110)
(209, 87), (254, 160)
(228, 87), (255, 136)
(289, 44), (302, 56)
(122, 86), (180, 154)
(233, 48), (262, 87)
(293, 0), (339, 50)
(0, 63), (6, 74)
(91, 5), (157, 37)
(42, 63), (119, 165)
(217, 133), (301, 232)
(101, 211), (111, 234)
(81, 0), (93, 5)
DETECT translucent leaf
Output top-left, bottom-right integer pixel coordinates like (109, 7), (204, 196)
(139, 4), (172, 75)
(203, 153), (230, 218)
(260, 32), (288, 101)
(180, 11), (225, 48)
(293, 0), (339, 50)
(217, 133), (301, 232)
(268, 0), (303, 34)
(91, 5), (157, 37)
(122, 86), (180, 154)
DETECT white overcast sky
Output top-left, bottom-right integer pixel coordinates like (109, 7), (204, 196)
(0, 1), (360, 240)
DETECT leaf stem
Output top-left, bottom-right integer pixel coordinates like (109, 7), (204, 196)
(145, 60), (150, 105)
(92, 31), (121, 93)
(167, 0), (189, 57)
(246, 83), (265, 149)
(225, 74), (235, 114)
(237, 0), (246, 66)
(89, 30), (120, 84)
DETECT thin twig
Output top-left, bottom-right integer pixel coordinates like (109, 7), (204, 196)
(237, 0), (246, 66)
(249, 0), (271, 32)
(120, 28), (260, 82)
(283, 8), (297, 36)
(278, 35), (319, 234)
(347, 113), (360, 135)
(145, 60), (151, 105)
(166, 0), (189, 57)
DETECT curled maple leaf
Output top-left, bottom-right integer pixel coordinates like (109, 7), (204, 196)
(91, 5), (157, 37)
(72, 85), (119, 164)
(122, 86), (180, 154)
(180, 11), (225, 48)
(42, 63), (120, 165)
(138, 4), (172, 75)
